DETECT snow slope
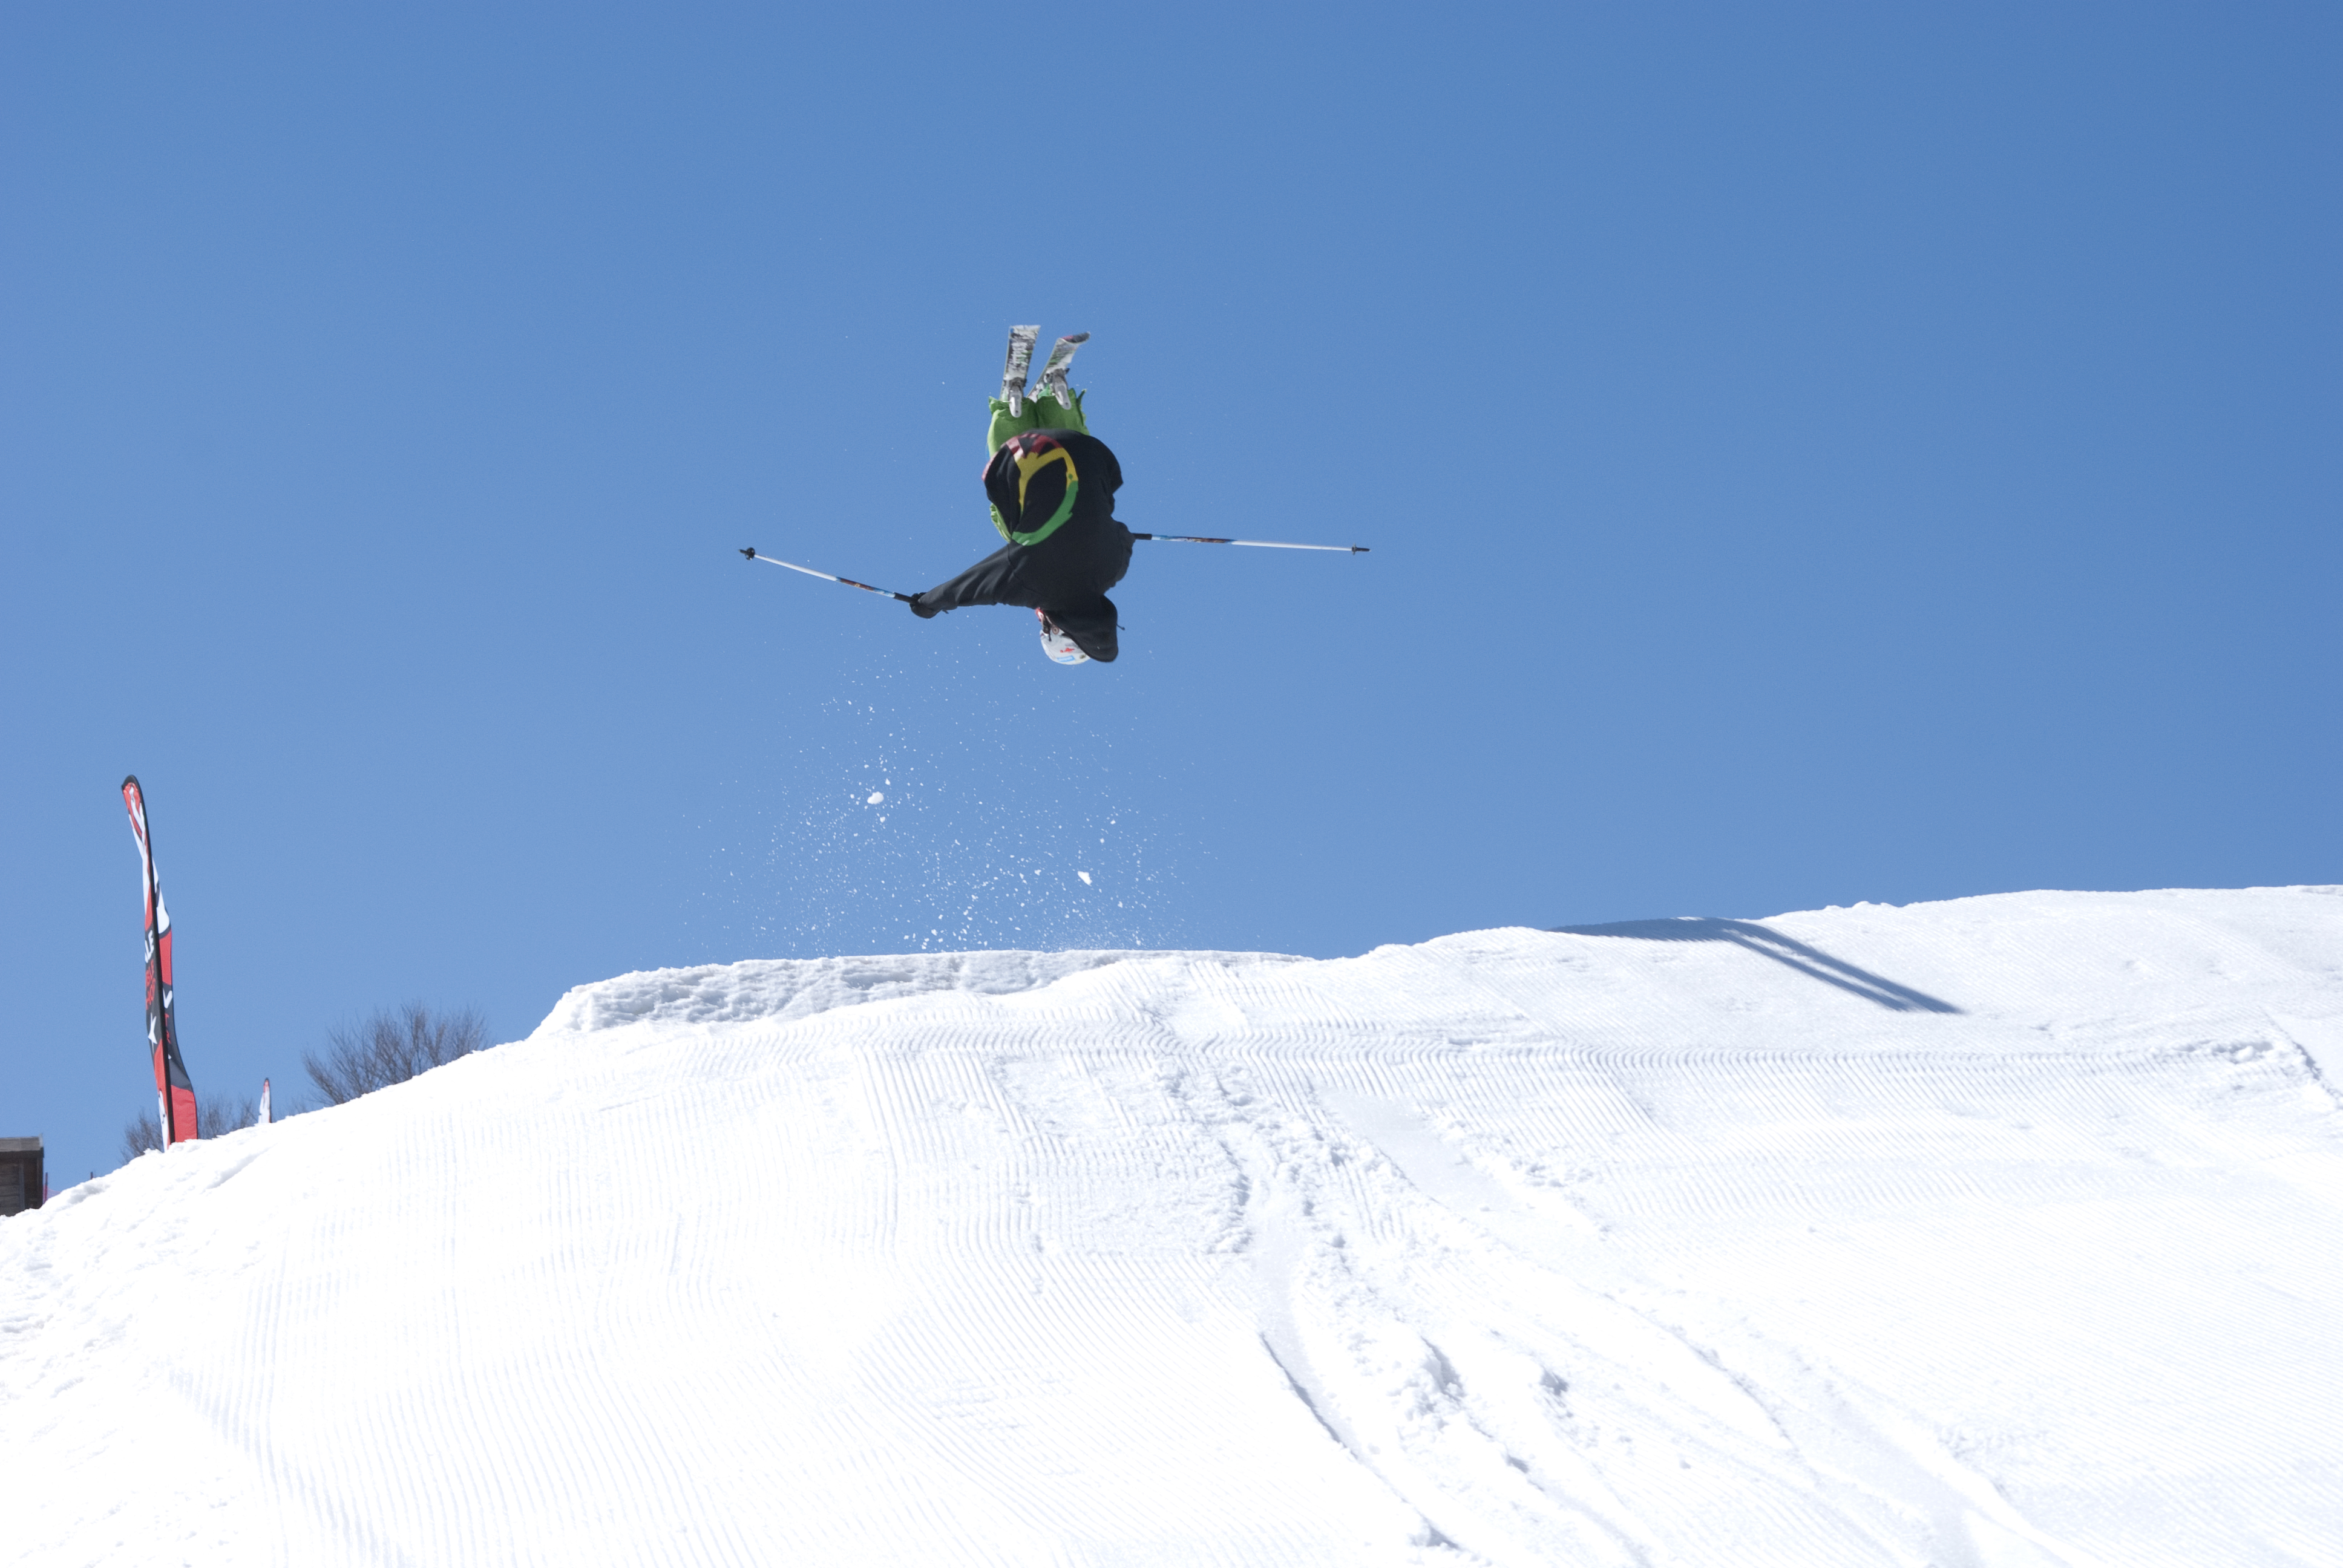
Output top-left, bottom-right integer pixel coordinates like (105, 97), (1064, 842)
(6, 888), (2343, 1567)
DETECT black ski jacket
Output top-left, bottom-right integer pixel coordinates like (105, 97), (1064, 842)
(909, 430), (1132, 662)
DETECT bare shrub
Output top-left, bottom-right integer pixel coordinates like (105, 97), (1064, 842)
(120, 1108), (160, 1163)
(303, 1003), (487, 1106)
(203, 1096), (260, 1136)
(117, 1093), (263, 1164)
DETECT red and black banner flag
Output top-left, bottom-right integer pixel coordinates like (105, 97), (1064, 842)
(121, 776), (198, 1146)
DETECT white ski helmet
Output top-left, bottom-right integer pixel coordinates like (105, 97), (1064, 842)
(1037, 609), (1090, 665)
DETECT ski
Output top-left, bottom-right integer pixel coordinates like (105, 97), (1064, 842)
(1035, 332), (1089, 408)
(741, 547), (917, 603)
(120, 776), (198, 1148)
(1000, 324), (1040, 416)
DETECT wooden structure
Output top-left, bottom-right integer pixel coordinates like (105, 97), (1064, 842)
(0, 1137), (44, 1215)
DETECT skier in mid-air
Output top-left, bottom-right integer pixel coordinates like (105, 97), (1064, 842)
(738, 327), (1362, 659)
(907, 328), (1132, 664)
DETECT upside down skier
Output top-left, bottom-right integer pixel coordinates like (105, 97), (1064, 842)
(738, 327), (1362, 656)
(908, 328), (1132, 664)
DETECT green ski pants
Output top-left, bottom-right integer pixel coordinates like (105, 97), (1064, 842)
(985, 388), (1089, 456)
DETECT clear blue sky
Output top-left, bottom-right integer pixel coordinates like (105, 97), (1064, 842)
(5, 5), (2336, 1186)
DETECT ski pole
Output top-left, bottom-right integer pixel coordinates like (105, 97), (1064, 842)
(1129, 531), (1369, 554)
(739, 547), (917, 603)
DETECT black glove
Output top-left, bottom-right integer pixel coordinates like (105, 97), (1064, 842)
(908, 593), (940, 619)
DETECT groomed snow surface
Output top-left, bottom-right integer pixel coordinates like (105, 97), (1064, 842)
(7, 889), (2343, 1567)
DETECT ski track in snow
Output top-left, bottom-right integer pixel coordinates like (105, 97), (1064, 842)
(7, 887), (2343, 1566)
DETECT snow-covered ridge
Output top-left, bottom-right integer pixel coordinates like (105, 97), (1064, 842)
(538, 885), (2343, 1070)
(6, 887), (2342, 1566)
(531, 946), (1299, 1036)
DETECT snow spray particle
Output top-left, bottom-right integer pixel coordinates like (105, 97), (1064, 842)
(698, 654), (1186, 955)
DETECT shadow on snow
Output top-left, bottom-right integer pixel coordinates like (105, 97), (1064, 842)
(1551, 917), (1962, 1015)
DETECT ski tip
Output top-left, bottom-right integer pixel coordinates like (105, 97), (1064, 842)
(1352, 546), (1371, 554)
(1062, 331), (1090, 344)
(740, 547), (756, 560)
